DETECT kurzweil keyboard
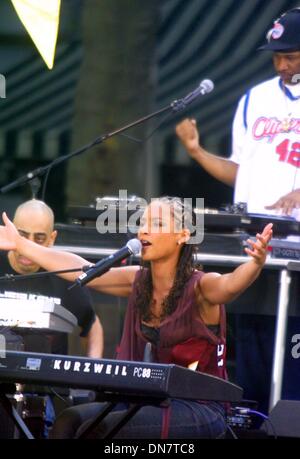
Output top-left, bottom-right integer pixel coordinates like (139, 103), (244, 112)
(0, 351), (243, 402)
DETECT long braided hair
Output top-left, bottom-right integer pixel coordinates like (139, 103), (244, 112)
(135, 196), (198, 322)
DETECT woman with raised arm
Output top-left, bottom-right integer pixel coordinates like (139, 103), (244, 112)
(0, 197), (272, 438)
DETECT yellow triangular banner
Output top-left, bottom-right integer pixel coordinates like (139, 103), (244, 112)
(11, 0), (61, 69)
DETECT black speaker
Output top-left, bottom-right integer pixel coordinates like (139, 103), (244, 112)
(261, 400), (300, 438)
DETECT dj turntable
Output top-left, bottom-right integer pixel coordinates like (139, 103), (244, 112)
(66, 197), (300, 238)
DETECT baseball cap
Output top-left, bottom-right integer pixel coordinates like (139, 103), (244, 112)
(259, 8), (300, 52)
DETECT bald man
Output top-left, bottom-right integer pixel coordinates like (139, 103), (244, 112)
(0, 199), (104, 358)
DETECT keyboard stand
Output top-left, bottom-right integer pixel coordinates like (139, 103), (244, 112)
(0, 386), (34, 439)
(0, 383), (169, 440)
(104, 404), (144, 439)
(77, 401), (117, 438)
(77, 394), (170, 439)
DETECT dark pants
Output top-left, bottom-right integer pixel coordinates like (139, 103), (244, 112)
(50, 399), (226, 439)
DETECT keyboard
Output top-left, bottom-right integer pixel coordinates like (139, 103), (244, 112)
(0, 350), (242, 402)
(0, 296), (77, 333)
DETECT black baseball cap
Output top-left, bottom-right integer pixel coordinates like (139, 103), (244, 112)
(259, 8), (300, 52)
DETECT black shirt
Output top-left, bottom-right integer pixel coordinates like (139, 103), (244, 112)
(0, 251), (96, 355)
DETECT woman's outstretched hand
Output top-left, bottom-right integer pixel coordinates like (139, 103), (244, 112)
(0, 212), (20, 251)
(244, 223), (273, 266)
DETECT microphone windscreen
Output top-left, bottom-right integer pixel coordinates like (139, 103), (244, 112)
(200, 79), (214, 94)
(127, 238), (142, 255)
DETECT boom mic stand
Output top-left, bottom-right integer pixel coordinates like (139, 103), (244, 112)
(0, 79), (214, 195)
(0, 267), (85, 283)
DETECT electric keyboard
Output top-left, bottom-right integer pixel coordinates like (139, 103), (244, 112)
(0, 296), (77, 333)
(0, 351), (242, 402)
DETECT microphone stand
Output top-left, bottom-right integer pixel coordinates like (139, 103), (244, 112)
(0, 267), (85, 282)
(0, 98), (187, 194)
(0, 266), (132, 290)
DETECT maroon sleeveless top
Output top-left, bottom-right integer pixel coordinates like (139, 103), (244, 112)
(116, 269), (227, 380)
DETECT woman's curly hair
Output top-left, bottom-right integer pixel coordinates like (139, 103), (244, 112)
(135, 196), (199, 322)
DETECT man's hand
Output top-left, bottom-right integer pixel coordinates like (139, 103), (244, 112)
(175, 118), (201, 158)
(0, 212), (20, 251)
(265, 189), (300, 215)
(244, 223), (273, 266)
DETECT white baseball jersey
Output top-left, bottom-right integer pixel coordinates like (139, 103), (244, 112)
(230, 76), (300, 220)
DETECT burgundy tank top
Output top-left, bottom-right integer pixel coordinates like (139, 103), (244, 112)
(116, 269), (227, 380)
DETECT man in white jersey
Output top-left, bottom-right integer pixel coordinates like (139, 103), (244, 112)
(176, 8), (300, 413)
(176, 8), (300, 219)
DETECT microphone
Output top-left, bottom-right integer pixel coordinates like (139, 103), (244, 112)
(75, 238), (141, 287)
(172, 79), (214, 112)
